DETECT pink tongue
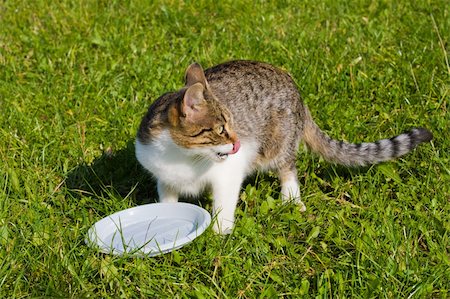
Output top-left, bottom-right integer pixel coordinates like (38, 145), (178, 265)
(229, 140), (241, 154)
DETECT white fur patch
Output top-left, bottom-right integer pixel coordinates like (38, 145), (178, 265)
(136, 129), (259, 233)
(281, 176), (306, 212)
(135, 130), (210, 195)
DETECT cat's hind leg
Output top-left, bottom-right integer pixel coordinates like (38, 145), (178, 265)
(279, 168), (306, 212)
(157, 180), (179, 203)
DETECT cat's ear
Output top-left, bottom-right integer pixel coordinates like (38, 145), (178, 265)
(185, 63), (209, 88)
(181, 82), (206, 122)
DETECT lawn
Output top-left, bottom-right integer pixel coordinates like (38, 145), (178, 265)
(1, 0), (449, 297)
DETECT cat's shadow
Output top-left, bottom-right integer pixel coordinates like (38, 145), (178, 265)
(65, 141), (158, 206)
(64, 140), (210, 208)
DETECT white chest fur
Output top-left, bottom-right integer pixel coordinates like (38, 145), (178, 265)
(135, 130), (257, 196)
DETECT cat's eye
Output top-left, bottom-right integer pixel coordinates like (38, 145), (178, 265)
(216, 125), (225, 135)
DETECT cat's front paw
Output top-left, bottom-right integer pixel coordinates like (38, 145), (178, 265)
(159, 197), (178, 203)
(212, 220), (234, 235)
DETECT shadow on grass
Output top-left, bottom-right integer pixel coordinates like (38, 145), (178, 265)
(64, 140), (214, 209)
(65, 140), (157, 206)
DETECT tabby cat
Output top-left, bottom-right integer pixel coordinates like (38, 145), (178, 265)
(135, 60), (432, 234)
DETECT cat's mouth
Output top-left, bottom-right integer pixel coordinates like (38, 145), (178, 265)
(215, 140), (241, 160)
(216, 152), (229, 160)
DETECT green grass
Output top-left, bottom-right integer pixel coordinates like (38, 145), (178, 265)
(1, 0), (449, 297)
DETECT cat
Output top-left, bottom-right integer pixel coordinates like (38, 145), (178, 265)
(135, 60), (433, 234)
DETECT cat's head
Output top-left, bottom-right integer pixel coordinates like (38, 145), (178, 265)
(168, 63), (240, 161)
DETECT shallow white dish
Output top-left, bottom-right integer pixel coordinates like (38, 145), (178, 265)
(86, 202), (211, 256)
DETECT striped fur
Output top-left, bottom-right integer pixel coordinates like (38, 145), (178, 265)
(302, 107), (433, 166)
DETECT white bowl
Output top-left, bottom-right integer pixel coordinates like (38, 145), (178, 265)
(86, 202), (211, 256)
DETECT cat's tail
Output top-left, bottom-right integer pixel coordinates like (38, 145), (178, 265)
(301, 107), (433, 166)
